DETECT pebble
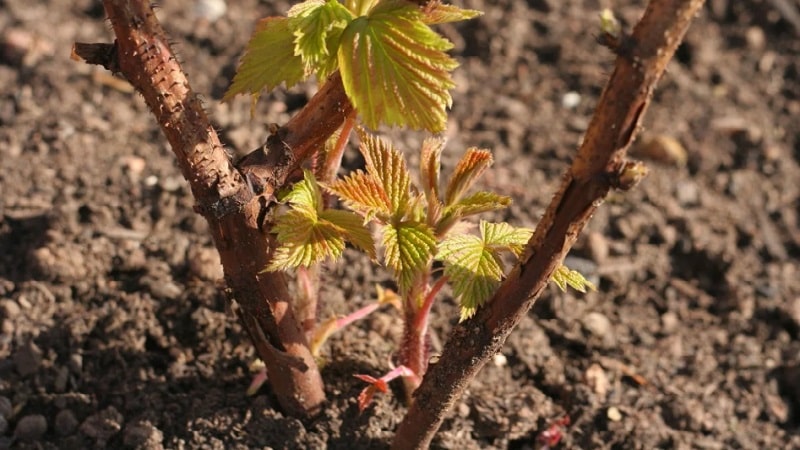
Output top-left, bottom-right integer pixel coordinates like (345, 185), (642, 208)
(561, 91), (581, 109)
(607, 406), (622, 422)
(586, 231), (608, 264)
(0, 299), (20, 319)
(660, 311), (679, 334)
(194, 0), (227, 22)
(584, 363), (610, 400)
(13, 341), (43, 376)
(187, 246), (223, 281)
(581, 312), (615, 347)
(632, 134), (687, 167)
(55, 409), (79, 436)
(14, 414), (48, 441)
(123, 421), (164, 448)
(0, 416), (5, 434)
(80, 406), (124, 447)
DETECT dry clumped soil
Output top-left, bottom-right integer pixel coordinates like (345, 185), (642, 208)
(1, 0), (799, 448)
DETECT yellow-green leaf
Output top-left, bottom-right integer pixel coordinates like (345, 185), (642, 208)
(359, 130), (411, 219)
(282, 169), (324, 218)
(551, 264), (597, 293)
(382, 221), (436, 293)
(439, 191), (511, 234)
(266, 171), (375, 271)
(266, 210), (347, 271)
(338, 0), (458, 132)
(290, 0), (353, 79)
(444, 148), (493, 205)
(437, 232), (503, 321)
(327, 171), (391, 221)
(321, 209), (376, 259)
(481, 221), (532, 256)
(422, 3), (483, 25)
(224, 16), (305, 101)
(420, 137), (445, 225)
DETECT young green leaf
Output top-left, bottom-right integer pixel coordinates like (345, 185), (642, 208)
(422, 2), (483, 25)
(319, 209), (376, 259)
(382, 221), (437, 293)
(437, 221), (532, 320)
(438, 191), (511, 235)
(338, 0), (459, 132)
(420, 137), (445, 226)
(359, 130), (412, 219)
(437, 233), (502, 321)
(265, 171), (374, 271)
(289, 0), (353, 79)
(326, 171), (392, 221)
(444, 148), (494, 206)
(481, 221), (533, 256)
(551, 264), (597, 293)
(223, 16), (305, 102)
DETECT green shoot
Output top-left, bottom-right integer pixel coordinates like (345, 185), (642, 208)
(224, 0), (481, 132)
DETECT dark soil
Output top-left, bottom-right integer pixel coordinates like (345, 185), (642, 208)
(2, 0), (799, 448)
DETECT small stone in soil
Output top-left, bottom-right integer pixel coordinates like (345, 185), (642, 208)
(14, 414), (48, 441)
(13, 340), (43, 376)
(55, 409), (79, 436)
(123, 420), (164, 448)
(80, 406), (123, 447)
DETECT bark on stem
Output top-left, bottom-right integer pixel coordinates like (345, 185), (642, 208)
(86, 0), (352, 418)
(392, 0), (706, 447)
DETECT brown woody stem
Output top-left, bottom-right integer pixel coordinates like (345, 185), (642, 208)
(77, 0), (358, 418)
(392, 0), (706, 447)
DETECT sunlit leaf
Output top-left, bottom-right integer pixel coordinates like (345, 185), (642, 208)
(320, 208), (376, 259)
(551, 264), (597, 293)
(281, 168), (324, 218)
(290, 0), (353, 79)
(338, 0), (459, 132)
(382, 221), (437, 293)
(224, 17), (305, 101)
(481, 221), (533, 256)
(444, 148), (493, 205)
(420, 137), (445, 225)
(437, 221), (533, 320)
(359, 130), (411, 218)
(422, 3), (483, 25)
(439, 191), (511, 233)
(437, 232), (503, 321)
(327, 171), (391, 221)
(266, 209), (347, 270)
(265, 171), (374, 271)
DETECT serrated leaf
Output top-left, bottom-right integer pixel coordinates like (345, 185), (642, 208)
(382, 221), (437, 293)
(439, 191), (511, 233)
(551, 264), (597, 293)
(282, 168), (324, 218)
(266, 209), (347, 270)
(346, 0), (379, 16)
(437, 233), (503, 321)
(422, 3), (483, 24)
(290, 0), (353, 79)
(444, 148), (493, 205)
(266, 171), (374, 271)
(481, 221), (533, 256)
(320, 208), (376, 259)
(359, 130), (411, 218)
(420, 137), (445, 225)
(338, 0), (458, 132)
(224, 17), (305, 102)
(326, 171), (391, 220)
